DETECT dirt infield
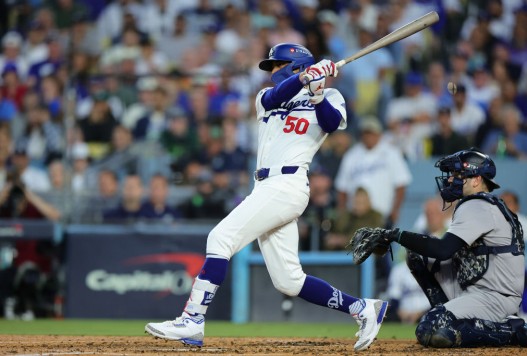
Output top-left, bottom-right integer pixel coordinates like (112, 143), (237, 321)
(0, 335), (526, 355)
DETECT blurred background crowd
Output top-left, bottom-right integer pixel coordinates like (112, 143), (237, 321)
(0, 0), (527, 322)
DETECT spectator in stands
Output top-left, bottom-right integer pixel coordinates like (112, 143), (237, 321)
(78, 91), (118, 159)
(48, 0), (90, 30)
(121, 76), (157, 129)
(139, 174), (181, 221)
(1, 64), (28, 111)
(0, 168), (61, 320)
(0, 82), (17, 123)
(0, 31), (28, 82)
(133, 86), (170, 141)
(70, 142), (92, 193)
(324, 186), (383, 251)
(103, 174), (144, 223)
(73, 168), (120, 223)
(467, 63), (501, 111)
(100, 27), (141, 73)
(447, 47), (472, 90)
(299, 169), (336, 251)
(17, 104), (63, 166)
(178, 169), (227, 220)
(482, 104), (527, 159)
(340, 25), (394, 119)
(40, 75), (63, 121)
(40, 159), (74, 222)
(0, 126), (11, 190)
(449, 83), (486, 143)
(21, 21), (49, 68)
(312, 130), (352, 183)
(91, 125), (138, 179)
(385, 72), (436, 161)
(425, 61), (453, 109)
(427, 106), (470, 157)
(335, 117), (412, 228)
(135, 36), (169, 76)
(157, 14), (201, 69)
(160, 107), (200, 179)
(27, 35), (64, 89)
(9, 145), (50, 193)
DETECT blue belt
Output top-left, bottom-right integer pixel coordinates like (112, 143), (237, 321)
(254, 166), (300, 181)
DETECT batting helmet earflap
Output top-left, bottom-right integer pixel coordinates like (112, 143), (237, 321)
(259, 43), (315, 84)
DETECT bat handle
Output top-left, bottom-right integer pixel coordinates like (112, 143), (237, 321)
(335, 60), (346, 68)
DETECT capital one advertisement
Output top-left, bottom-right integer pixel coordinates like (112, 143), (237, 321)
(65, 227), (231, 319)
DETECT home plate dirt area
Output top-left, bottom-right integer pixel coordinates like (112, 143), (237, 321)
(0, 335), (525, 355)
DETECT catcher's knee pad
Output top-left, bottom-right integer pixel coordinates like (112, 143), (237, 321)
(416, 305), (458, 348)
(406, 251), (448, 307)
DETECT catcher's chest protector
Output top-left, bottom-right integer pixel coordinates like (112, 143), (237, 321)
(452, 192), (525, 289)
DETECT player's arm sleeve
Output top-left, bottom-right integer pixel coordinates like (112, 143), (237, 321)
(260, 73), (304, 111)
(397, 231), (467, 260)
(315, 98), (343, 133)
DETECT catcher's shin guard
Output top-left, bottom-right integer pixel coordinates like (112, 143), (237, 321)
(406, 250), (448, 307)
(416, 306), (527, 348)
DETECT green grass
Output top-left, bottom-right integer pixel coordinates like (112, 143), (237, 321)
(0, 319), (416, 339)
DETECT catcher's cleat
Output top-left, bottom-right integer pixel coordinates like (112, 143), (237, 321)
(353, 299), (389, 352)
(145, 313), (205, 346)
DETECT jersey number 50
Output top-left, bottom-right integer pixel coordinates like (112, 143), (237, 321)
(283, 116), (309, 135)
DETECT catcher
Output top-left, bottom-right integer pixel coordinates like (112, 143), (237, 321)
(349, 148), (527, 348)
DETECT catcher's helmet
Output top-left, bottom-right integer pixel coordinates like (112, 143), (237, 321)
(258, 43), (315, 84)
(435, 148), (500, 203)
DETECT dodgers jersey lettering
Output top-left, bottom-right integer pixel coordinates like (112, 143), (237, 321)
(255, 87), (347, 170)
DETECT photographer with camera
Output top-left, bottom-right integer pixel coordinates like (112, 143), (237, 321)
(0, 167), (61, 320)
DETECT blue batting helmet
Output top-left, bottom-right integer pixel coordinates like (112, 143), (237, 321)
(259, 43), (315, 84)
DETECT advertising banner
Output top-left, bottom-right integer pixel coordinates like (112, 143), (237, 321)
(65, 225), (231, 319)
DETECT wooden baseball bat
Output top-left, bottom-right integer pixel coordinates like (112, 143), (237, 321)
(335, 11), (440, 68)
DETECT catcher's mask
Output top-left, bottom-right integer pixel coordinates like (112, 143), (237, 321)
(259, 43), (315, 84)
(435, 149), (500, 205)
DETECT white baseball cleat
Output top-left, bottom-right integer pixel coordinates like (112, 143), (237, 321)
(145, 313), (205, 346)
(353, 298), (389, 351)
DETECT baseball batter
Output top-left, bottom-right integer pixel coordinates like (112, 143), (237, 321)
(350, 148), (527, 348)
(145, 43), (388, 352)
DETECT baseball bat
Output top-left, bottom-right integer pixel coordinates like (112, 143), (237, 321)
(335, 11), (440, 68)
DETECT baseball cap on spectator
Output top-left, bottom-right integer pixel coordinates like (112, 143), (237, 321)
(71, 142), (90, 160)
(2, 63), (18, 77)
(318, 10), (339, 26)
(405, 72), (423, 86)
(137, 76), (158, 91)
(359, 117), (383, 134)
(2, 31), (22, 48)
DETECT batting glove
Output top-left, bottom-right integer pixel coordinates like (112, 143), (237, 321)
(307, 76), (325, 104)
(303, 60), (338, 82)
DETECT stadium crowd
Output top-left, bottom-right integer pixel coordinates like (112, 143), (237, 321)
(0, 0), (526, 320)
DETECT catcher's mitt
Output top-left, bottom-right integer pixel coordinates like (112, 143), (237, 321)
(347, 227), (400, 265)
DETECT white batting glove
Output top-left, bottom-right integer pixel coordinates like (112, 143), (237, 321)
(307, 76), (325, 104)
(303, 60), (338, 82)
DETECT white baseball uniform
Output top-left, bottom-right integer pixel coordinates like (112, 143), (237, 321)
(206, 85), (347, 296)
